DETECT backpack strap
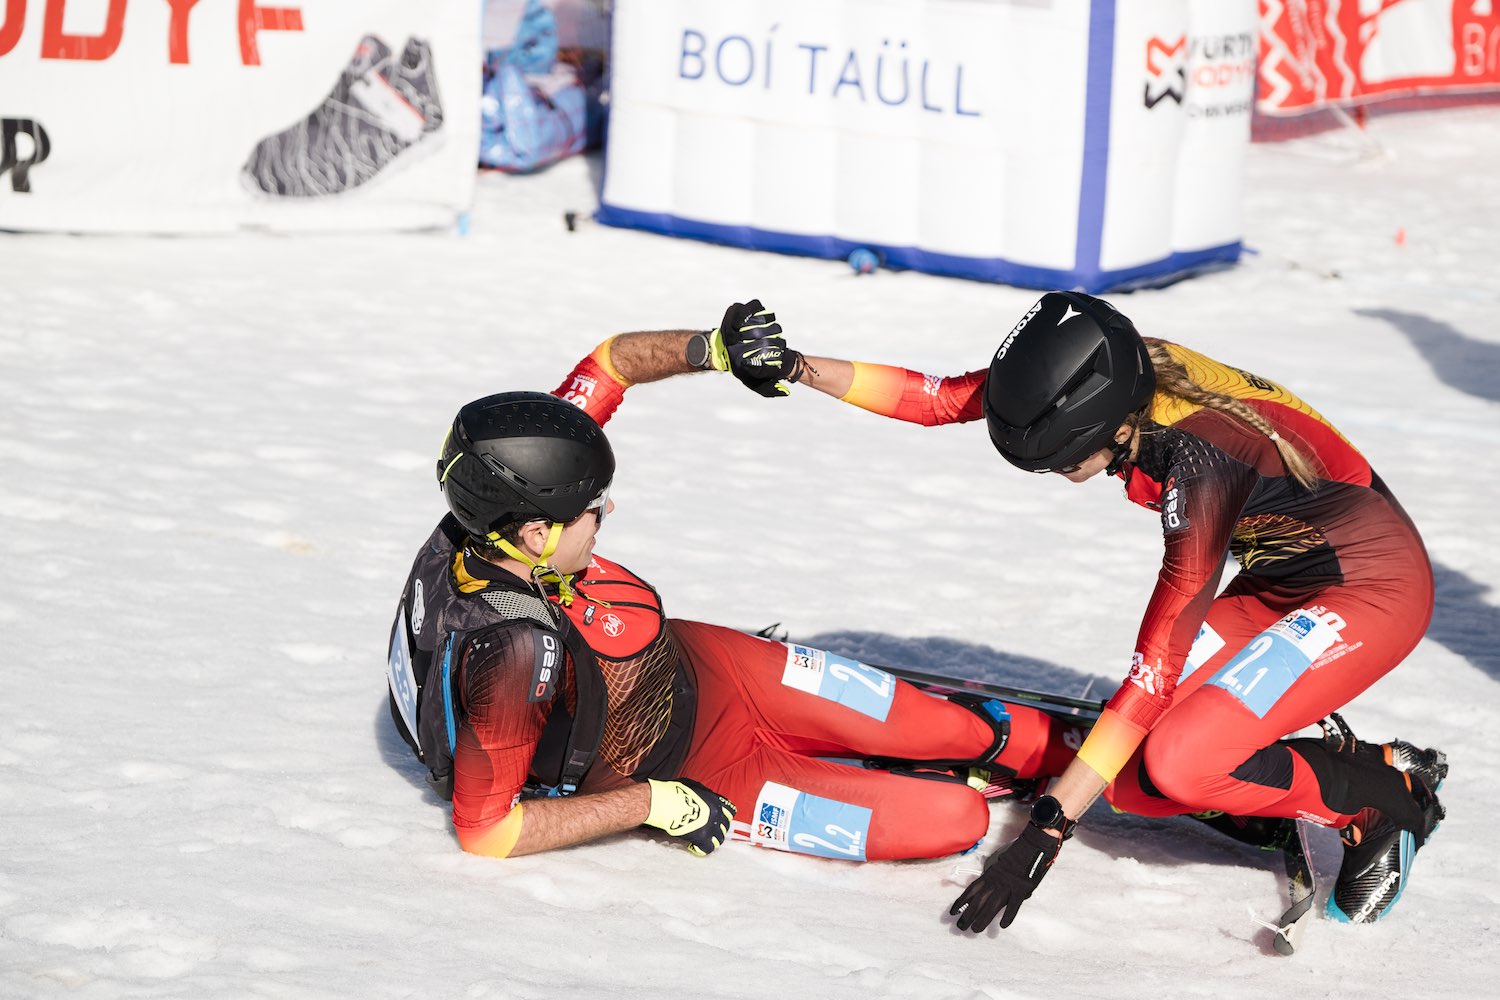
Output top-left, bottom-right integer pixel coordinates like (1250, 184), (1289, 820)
(525, 615), (607, 796)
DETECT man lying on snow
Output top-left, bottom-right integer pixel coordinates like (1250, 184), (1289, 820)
(384, 303), (1085, 866)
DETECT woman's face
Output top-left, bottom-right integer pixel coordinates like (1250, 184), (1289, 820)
(1054, 445), (1120, 483)
(1053, 422), (1135, 483)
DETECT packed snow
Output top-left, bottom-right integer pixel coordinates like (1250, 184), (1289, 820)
(3, 105), (1498, 998)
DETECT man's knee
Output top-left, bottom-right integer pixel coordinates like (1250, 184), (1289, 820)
(873, 783), (989, 860)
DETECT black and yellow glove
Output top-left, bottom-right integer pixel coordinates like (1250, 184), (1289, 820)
(689, 300), (804, 397)
(644, 778), (736, 856)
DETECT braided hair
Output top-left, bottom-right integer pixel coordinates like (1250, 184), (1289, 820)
(1142, 339), (1320, 490)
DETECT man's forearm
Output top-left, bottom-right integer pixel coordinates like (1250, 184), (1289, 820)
(605, 331), (701, 385)
(602, 332), (855, 397)
(458, 782), (652, 858)
(509, 781), (652, 857)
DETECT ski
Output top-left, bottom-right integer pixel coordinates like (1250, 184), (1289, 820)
(749, 625), (1105, 724)
(1273, 819), (1318, 956)
(879, 663), (1106, 724)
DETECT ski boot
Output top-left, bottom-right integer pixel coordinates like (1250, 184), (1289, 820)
(1316, 715), (1448, 924)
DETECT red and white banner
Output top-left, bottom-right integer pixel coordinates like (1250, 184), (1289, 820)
(0, 1), (479, 233)
(1258, 0), (1500, 115)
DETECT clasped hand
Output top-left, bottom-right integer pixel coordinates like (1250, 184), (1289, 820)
(707, 300), (804, 397)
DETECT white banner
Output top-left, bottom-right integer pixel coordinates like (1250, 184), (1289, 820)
(0, 1), (480, 233)
(599, 0), (1256, 291)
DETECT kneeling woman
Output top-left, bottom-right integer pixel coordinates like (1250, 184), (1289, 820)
(783, 292), (1446, 930)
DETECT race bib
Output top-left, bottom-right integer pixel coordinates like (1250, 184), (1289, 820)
(781, 644), (894, 721)
(1208, 609), (1342, 718)
(387, 604), (420, 748)
(751, 781), (872, 862)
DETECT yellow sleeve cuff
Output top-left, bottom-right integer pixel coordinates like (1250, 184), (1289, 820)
(589, 338), (633, 388)
(1075, 709), (1149, 785)
(455, 803), (525, 858)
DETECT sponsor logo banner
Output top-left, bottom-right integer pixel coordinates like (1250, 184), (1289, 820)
(1258, 0), (1500, 115)
(0, 1), (479, 233)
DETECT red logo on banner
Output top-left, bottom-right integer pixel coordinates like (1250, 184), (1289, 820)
(0, 0), (303, 65)
(1145, 35), (1187, 108)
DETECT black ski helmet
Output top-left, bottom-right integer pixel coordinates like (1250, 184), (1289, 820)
(982, 291), (1155, 473)
(437, 391), (615, 538)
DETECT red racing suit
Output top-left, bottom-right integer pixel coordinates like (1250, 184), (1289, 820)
(418, 342), (1084, 862)
(833, 343), (1434, 829)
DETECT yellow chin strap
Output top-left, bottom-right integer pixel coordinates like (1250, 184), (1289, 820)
(488, 522), (577, 606)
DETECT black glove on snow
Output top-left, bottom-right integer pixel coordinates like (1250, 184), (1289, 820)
(950, 822), (1063, 932)
(712, 299), (804, 398)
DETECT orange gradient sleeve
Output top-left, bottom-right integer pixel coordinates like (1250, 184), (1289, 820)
(455, 804), (526, 858)
(1074, 708), (1149, 784)
(838, 362), (987, 426)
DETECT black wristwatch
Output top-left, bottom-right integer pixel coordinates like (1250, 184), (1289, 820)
(1029, 794), (1076, 840)
(685, 331), (715, 370)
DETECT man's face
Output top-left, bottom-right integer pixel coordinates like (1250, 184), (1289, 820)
(549, 499), (614, 574)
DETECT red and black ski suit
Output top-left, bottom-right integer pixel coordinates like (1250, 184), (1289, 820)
(427, 344), (1082, 862)
(833, 342), (1433, 829)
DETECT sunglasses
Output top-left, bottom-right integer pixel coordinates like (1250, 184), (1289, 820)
(582, 485), (610, 524)
(1054, 437), (1133, 477)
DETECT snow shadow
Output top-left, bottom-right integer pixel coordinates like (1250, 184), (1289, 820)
(797, 629), (1111, 701)
(373, 697), (450, 805)
(1429, 559), (1500, 683)
(1355, 307), (1500, 403)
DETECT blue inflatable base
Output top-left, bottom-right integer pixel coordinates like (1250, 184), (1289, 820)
(594, 203), (1241, 294)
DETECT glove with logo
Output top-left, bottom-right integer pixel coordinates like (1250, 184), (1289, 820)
(644, 778), (737, 856)
(689, 300), (805, 397)
(949, 822), (1064, 932)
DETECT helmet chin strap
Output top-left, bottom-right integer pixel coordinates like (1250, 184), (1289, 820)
(489, 522), (578, 606)
(1103, 434), (1134, 477)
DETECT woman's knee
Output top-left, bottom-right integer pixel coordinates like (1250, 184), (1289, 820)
(1140, 718), (1241, 811)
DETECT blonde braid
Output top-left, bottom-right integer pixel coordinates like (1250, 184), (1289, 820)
(1143, 340), (1320, 490)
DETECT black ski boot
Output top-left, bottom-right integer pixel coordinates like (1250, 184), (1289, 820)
(1301, 716), (1448, 924)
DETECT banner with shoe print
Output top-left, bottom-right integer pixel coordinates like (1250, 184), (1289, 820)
(0, 1), (479, 233)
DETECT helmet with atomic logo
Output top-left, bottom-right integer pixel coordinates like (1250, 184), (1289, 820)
(982, 291), (1155, 473)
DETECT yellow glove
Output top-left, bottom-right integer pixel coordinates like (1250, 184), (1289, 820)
(644, 778), (736, 856)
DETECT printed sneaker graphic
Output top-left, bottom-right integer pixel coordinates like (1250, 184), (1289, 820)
(242, 35), (444, 198)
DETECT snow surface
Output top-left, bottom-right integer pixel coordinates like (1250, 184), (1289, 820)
(3, 107), (1499, 999)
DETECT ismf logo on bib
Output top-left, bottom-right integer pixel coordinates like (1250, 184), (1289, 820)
(780, 644), (895, 721)
(751, 781), (871, 861)
(1208, 609), (1342, 718)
